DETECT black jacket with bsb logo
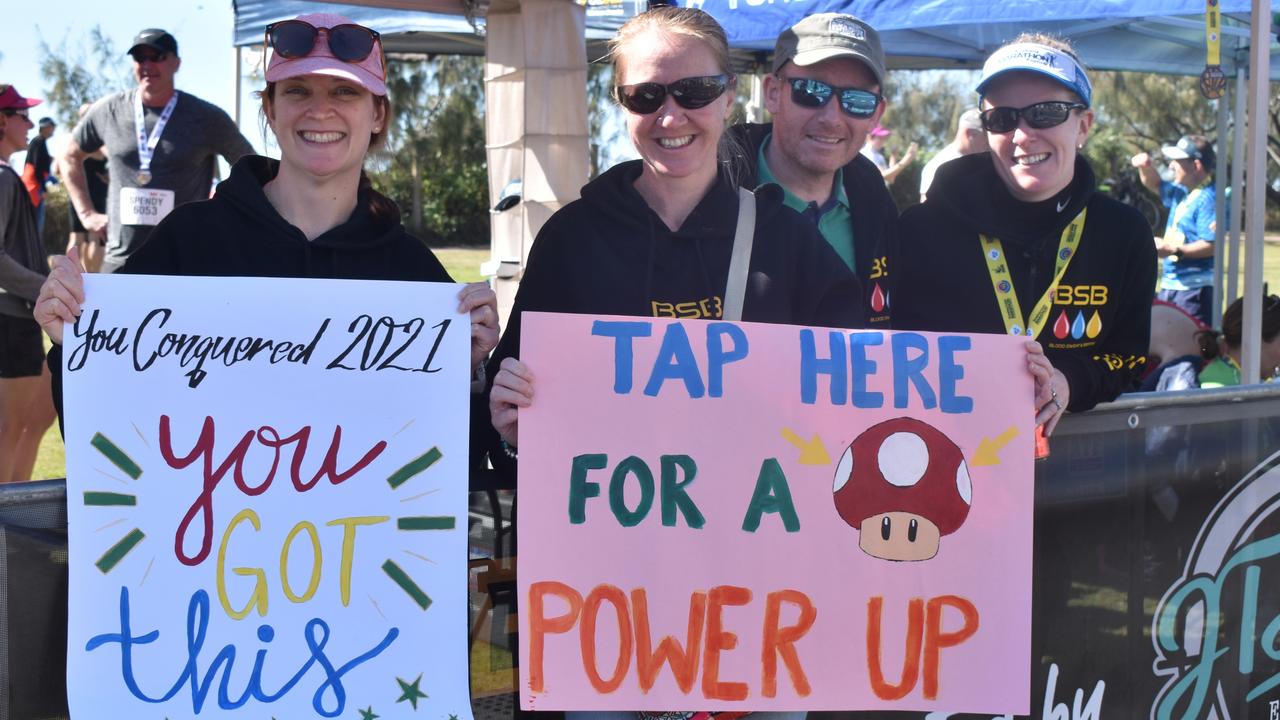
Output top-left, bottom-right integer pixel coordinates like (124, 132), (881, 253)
(891, 152), (1156, 412)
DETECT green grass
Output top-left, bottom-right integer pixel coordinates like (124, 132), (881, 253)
(30, 247), (491, 482)
(437, 246), (488, 283)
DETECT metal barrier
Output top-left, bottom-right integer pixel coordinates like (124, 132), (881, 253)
(6, 385), (1280, 719)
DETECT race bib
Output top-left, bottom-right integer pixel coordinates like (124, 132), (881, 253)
(118, 187), (175, 226)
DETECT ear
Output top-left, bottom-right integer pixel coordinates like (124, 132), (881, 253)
(173, 56), (182, 74)
(1075, 108), (1095, 144)
(262, 94), (276, 132)
(372, 97), (387, 133)
(763, 73), (782, 115)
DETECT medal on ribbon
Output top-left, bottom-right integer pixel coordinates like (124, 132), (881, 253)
(1200, 0), (1226, 99)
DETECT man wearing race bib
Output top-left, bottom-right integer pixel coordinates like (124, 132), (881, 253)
(58, 28), (253, 273)
(892, 34), (1156, 438)
(1131, 135), (1218, 326)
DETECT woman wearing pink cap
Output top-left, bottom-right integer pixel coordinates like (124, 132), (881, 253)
(34, 15), (499, 426)
(0, 84), (56, 483)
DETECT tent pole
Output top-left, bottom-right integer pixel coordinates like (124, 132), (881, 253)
(1242, 0), (1269, 384)
(234, 46), (243, 140)
(1213, 91), (1228, 328)
(1229, 65), (1246, 310)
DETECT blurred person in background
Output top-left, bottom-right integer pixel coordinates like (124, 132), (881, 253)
(59, 28), (253, 272)
(919, 108), (987, 202)
(0, 85), (56, 483)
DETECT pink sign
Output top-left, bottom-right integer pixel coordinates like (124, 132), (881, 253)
(517, 313), (1034, 715)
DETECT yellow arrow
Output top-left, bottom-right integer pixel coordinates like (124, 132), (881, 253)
(971, 425), (1020, 467)
(780, 428), (832, 465)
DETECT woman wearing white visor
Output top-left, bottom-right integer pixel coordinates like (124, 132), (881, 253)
(892, 34), (1156, 439)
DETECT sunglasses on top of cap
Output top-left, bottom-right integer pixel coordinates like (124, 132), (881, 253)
(979, 101), (1088, 134)
(266, 19), (383, 66)
(614, 75), (733, 115)
(784, 78), (881, 119)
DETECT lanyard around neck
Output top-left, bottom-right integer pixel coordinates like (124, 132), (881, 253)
(134, 90), (180, 184)
(980, 208), (1087, 338)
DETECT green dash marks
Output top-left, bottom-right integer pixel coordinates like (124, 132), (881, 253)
(382, 560), (432, 610)
(84, 491), (137, 507)
(91, 432), (143, 479)
(386, 447), (442, 489)
(96, 528), (145, 573)
(397, 516), (456, 531)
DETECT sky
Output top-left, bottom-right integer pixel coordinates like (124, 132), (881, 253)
(1, 0), (269, 160)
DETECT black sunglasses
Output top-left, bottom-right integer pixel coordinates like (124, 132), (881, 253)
(131, 51), (170, 64)
(784, 78), (881, 119)
(979, 101), (1088, 134)
(614, 75), (733, 115)
(266, 19), (383, 65)
(1, 109), (29, 118)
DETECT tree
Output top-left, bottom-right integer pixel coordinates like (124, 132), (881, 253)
(371, 55), (490, 246)
(37, 25), (131, 127)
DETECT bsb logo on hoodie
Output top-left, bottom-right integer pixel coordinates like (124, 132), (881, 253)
(652, 295), (724, 319)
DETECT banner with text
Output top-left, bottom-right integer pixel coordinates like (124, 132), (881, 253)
(518, 313), (1035, 715)
(64, 275), (473, 720)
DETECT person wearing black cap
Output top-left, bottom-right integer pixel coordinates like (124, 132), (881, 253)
(20, 115), (55, 236)
(1132, 135), (1218, 325)
(58, 28), (253, 272)
(726, 13), (898, 326)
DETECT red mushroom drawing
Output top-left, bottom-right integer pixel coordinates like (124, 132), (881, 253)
(832, 417), (972, 562)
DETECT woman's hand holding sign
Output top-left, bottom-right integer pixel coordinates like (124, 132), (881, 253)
(456, 282), (499, 373)
(1026, 341), (1069, 436)
(490, 357), (533, 449)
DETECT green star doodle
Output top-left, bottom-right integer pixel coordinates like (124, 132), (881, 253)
(396, 673), (428, 710)
(449, 714), (459, 720)
(359, 706), (380, 720)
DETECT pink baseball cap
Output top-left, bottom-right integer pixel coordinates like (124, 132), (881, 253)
(870, 125), (891, 138)
(265, 13), (387, 96)
(0, 84), (42, 111)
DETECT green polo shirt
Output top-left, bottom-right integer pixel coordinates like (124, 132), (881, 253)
(756, 133), (856, 271)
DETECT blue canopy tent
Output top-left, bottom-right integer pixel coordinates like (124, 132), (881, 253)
(232, 0), (630, 55)
(683, 0), (1280, 76)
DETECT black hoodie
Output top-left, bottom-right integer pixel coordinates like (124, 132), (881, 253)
(486, 160), (863, 475)
(893, 152), (1156, 411)
(491, 159), (862, 359)
(113, 155), (451, 281)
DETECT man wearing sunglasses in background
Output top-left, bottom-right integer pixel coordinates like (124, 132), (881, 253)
(59, 28), (253, 273)
(729, 13), (898, 327)
(1131, 135), (1218, 326)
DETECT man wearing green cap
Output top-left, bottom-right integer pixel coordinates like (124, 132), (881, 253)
(729, 13), (898, 326)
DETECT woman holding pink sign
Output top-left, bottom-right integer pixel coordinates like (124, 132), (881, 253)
(34, 13), (499, 427)
(489, 7), (861, 473)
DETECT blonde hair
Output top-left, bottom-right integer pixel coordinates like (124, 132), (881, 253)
(608, 6), (732, 84)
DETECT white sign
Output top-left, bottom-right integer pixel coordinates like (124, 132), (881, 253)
(65, 275), (474, 720)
